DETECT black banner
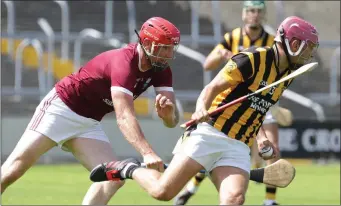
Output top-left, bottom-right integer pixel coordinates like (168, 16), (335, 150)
(278, 121), (340, 158)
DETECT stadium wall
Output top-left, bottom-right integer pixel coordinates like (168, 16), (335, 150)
(1, 116), (339, 164)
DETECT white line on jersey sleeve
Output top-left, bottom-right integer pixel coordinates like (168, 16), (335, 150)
(154, 87), (174, 92)
(110, 86), (133, 96)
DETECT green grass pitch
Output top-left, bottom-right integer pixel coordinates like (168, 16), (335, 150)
(1, 163), (340, 205)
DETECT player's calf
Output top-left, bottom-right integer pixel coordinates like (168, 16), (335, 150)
(1, 158), (32, 193)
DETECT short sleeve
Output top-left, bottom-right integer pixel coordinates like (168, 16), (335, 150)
(207, 33), (231, 57)
(152, 67), (173, 92)
(221, 32), (231, 50)
(109, 58), (136, 96)
(220, 53), (254, 84)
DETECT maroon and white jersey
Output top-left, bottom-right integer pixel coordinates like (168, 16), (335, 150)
(55, 43), (173, 121)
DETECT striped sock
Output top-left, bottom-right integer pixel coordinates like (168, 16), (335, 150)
(265, 186), (277, 200)
(186, 173), (206, 194)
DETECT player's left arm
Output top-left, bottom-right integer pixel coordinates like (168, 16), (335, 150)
(155, 90), (179, 128)
(153, 67), (179, 128)
(193, 54), (254, 123)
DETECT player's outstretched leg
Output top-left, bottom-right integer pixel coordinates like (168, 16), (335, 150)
(174, 173), (206, 205)
(64, 137), (126, 205)
(1, 130), (57, 194)
(90, 153), (204, 201)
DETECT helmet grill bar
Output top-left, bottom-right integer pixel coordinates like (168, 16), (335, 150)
(280, 28), (295, 70)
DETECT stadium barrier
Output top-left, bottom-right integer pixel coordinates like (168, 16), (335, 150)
(1, 116), (339, 165)
(279, 120), (340, 160)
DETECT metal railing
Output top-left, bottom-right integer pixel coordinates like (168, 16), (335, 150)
(282, 90), (326, 122)
(1, 0), (339, 118)
(54, 0), (69, 61)
(73, 29), (103, 71)
(126, 1), (137, 43)
(330, 47), (340, 100)
(105, 1), (114, 38)
(13, 38), (46, 100)
(37, 18), (55, 90)
(3, 1), (15, 58)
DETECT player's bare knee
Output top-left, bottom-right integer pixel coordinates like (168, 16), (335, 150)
(221, 191), (245, 205)
(102, 180), (125, 192)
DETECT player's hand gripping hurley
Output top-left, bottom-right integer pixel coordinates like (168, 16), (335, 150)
(180, 62), (318, 128)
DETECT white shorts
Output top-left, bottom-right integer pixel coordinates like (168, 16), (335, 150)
(172, 122), (251, 174)
(263, 111), (277, 125)
(26, 88), (110, 151)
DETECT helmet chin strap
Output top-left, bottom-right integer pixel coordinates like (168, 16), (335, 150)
(134, 29), (168, 72)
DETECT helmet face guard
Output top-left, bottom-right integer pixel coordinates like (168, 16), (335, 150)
(291, 40), (319, 68)
(275, 16), (319, 70)
(279, 28), (319, 70)
(142, 41), (179, 72)
(136, 17), (181, 72)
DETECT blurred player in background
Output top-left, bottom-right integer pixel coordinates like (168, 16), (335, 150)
(1, 17), (180, 205)
(175, 1), (290, 205)
(90, 16), (319, 205)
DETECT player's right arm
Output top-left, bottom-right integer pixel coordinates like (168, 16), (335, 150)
(203, 33), (233, 71)
(111, 91), (152, 154)
(109, 57), (164, 172)
(192, 53), (254, 123)
(256, 127), (278, 160)
(111, 90), (164, 172)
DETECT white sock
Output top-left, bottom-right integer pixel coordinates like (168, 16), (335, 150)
(263, 199), (277, 205)
(186, 181), (198, 194)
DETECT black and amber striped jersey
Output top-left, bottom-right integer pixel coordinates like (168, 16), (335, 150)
(208, 46), (293, 147)
(209, 27), (275, 56)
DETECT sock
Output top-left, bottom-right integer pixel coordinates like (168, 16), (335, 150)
(252, 162), (263, 169)
(250, 168), (264, 183)
(186, 173), (205, 194)
(121, 163), (139, 179)
(265, 186), (277, 201)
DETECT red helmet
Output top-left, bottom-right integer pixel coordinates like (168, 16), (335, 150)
(138, 17), (180, 72)
(139, 17), (180, 46)
(275, 16), (319, 57)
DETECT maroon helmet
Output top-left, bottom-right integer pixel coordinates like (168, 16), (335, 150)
(275, 16), (319, 68)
